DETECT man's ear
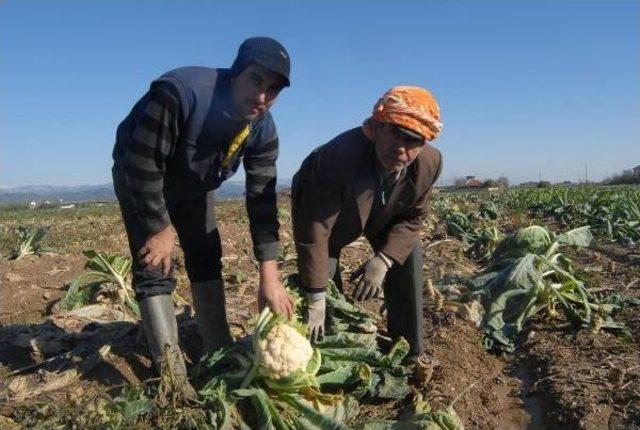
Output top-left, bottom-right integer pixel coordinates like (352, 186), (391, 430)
(361, 118), (376, 141)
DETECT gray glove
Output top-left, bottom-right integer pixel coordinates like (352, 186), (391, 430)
(306, 292), (326, 343)
(352, 253), (393, 302)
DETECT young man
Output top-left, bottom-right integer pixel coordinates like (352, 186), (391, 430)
(292, 86), (443, 358)
(112, 37), (294, 395)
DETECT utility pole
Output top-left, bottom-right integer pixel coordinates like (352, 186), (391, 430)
(539, 171), (542, 182)
(584, 164), (588, 184)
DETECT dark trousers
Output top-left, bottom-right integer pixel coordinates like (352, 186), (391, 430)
(113, 170), (223, 300)
(328, 242), (424, 356)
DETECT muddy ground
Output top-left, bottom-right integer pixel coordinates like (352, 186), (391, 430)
(0, 198), (639, 429)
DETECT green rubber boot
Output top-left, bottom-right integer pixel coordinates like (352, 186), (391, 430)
(139, 294), (196, 400)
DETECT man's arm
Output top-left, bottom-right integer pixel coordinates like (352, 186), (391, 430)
(243, 121), (294, 318)
(122, 84), (180, 274)
(292, 145), (346, 341)
(243, 135), (280, 262)
(380, 150), (443, 264)
(293, 148), (344, 293)
(122, 85), (179, 235)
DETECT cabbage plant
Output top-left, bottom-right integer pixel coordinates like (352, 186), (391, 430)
(467, 225), (626, 352)
(8, 225), (55, 260)
(58, 249), (138, 317)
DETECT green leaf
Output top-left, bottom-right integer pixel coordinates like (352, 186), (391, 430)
(479, 254), (543, 350)
(61, 249), (135, 316)
(385, 337), (410, 367)
(233, 388), (276, 430)
(57, 281), (100, 311)
(319, 347), (387, 367)
(120, 398), (153, 421)
(279, 394), (353, 430)
(555, 226), (592, 248)
(317, 364), (359, 386)
(307, 348), (322, 376)
(515, 225), (552, 254)
(315, 332), (378, 349)
(355, 404), (464, 430)
(317, 363), (372, 394)
(10, 226), (51, 259)
(376, 372), (411, 399)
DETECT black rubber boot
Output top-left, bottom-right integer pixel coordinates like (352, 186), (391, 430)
(190, 279), (234, 355)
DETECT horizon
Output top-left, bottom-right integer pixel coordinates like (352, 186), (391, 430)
(1, 1), (638, 187)
(2, 175), (632, 192)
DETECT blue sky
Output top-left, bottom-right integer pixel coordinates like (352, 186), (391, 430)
(1, 0), (638, 187)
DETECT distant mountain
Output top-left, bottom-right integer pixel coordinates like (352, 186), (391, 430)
(0, 179), (292, 205)
(0, 184), (116, 204)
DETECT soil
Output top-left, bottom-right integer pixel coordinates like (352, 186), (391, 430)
(0, 197), (639, 429)
(519, 245), (640, 430)
(422, 312), (532, 429)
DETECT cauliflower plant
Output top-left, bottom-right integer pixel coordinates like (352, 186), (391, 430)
(257, 323), (313, 380)
(240, 307), (320, 389)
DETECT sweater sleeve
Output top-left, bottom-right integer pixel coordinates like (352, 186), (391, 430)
(243, 118), (280, 261)
(122, 84), (179, 235)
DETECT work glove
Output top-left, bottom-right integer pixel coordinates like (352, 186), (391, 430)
(306, 292), (326, 343)
(351, 253), (393, 302)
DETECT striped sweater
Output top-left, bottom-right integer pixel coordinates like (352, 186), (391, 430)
(112, 74), (280, 261)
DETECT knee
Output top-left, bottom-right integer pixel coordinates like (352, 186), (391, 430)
(132, 264), (176, 300)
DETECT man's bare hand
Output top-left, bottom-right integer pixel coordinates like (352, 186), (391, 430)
(257, 260), (294, 320)
(137, 225), (175, 276)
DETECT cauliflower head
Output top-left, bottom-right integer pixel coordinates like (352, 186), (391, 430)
(257, 323), (313, 380)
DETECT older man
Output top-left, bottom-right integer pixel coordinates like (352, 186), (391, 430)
(292, 86), (443, 357)
(112, 37), (294, 395)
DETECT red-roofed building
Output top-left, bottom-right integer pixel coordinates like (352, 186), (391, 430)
(458, 175), (484, 188)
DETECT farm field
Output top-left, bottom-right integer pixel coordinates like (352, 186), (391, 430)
(0, 185), (639, 429)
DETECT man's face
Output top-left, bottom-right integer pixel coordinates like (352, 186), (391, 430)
(373, 122), (426, 173)
(230, 64), (285, 122)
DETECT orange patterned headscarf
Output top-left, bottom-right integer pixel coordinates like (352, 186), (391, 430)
(368, 86), (443, 141)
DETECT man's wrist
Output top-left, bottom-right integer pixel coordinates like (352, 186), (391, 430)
(305, 291), (326, 301)
(377, 252), (393, 269)
(148, 223), (173, 238)
(258, 260), (279, 285)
